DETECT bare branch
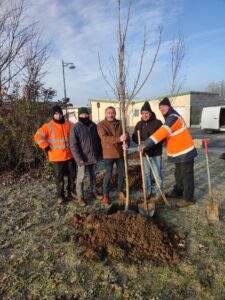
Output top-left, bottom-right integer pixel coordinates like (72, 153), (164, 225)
(98, 52), (118, 97)
(170, 31), (185, 95)
(123, 0), (131, 44)
(127, 26), (162, 109)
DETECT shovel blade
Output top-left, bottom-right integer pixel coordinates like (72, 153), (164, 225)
(207, 203), (219, 222)
(138, 202), (155, 217)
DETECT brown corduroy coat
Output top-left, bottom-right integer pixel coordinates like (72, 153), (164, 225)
(97, 119), (130, 159)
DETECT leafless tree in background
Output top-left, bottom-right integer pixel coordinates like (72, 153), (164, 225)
(99, 0), (162, 210)
(0, 0), (37, 102)
(0, 0), (51, 103)
(22, 32), (51, 101)
(170, 32), (185, 99)
(206, 80), (225, 100)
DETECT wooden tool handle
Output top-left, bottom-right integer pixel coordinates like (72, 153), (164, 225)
(137, 130), (147, 208)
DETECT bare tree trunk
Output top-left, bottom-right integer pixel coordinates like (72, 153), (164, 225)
(117, 0), (130, 211)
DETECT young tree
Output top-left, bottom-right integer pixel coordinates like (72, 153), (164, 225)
(99, 0), (162, 211)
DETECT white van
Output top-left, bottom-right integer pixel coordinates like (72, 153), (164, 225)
(200, 106), (225, 131)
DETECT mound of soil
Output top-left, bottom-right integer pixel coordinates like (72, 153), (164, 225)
(96, 165), (142, 193)
(72, 210), (186, 266)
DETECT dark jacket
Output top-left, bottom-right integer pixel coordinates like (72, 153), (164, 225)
(70, 120), (102, 165)
(97, 118), (130, 159)
(132, 112), (163, 157)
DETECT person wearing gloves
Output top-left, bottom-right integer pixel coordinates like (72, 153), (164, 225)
(70, 107), (102, 206)
(132, 101), (163, 200)
(143, 97), (197, 208)
(34, 105), (76, 204)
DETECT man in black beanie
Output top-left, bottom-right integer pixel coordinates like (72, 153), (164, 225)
(158, 97), (171, 107)
(70, 107), (102, 206)
(132, 101), (163, 200)
(34, 105), (76, 204)
(143, 97), (197, 208)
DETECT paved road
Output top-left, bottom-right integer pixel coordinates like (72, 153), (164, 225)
(190, 128), (225, 153)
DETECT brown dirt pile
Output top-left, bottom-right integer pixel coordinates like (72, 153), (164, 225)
(72, 211), (186, 266)
(96, 165), (142, 192)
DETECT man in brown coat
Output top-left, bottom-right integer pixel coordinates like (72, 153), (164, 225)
(97, 106), (130, 205)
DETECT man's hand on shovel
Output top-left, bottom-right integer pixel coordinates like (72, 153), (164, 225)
(138, 143), (146, 153)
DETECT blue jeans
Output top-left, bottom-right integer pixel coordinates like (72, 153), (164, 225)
(143, 155), (163, 195)
(103, 158), (125, 196)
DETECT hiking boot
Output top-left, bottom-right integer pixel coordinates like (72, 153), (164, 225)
(166, 190), (183, 198)
(90, 191), (102, 200)
(118, 192), (126, 202)
(102, 195), (110, 205)
(174, 199), (195, 208)
(77, 196), (87, 207)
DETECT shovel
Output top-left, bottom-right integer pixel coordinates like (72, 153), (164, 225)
(137, 130), (155, 217)
(145, 155), (170, 207)
(202, 139), (219, 222)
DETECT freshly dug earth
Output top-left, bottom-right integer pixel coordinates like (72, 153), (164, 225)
(72, 210), (186, 266)
(96, 165), (142, 192)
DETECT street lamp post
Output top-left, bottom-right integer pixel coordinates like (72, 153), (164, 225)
(62, 60), (76, 119)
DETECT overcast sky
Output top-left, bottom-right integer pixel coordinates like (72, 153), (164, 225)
(27, 0), (225, 105)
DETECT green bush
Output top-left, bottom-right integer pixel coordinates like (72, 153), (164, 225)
(0, 99), (53, 172)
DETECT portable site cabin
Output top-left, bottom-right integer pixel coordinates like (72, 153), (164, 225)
(90, 91), (224, 129)
(200, 106), (225, 131)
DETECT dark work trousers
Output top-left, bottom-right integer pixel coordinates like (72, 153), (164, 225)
(103, 157), (125, 196)
(52, 158), (76, 197)
(174, 159), (195, 201)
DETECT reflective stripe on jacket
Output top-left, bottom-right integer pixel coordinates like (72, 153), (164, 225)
(148, 108), (197, 163)
(34, 119), (73, 162)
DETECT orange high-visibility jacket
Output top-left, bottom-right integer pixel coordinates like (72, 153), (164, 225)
(144, 107), (197, 163)
(34, 119), (73, 162)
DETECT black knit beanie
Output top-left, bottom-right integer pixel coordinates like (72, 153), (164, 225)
(52, 105), (63, 115)
(159, 97), (171, 107)
(141, 101), (152, 113)
(78, 107), (89, 115)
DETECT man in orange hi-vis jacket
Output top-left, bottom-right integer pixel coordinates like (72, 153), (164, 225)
(143, 97), (197, 208)
(34, 105), (76, 204)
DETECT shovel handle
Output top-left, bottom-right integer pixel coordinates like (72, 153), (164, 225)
(202, 138), (213, 200)
(137, 130), (148, 208)
(145, 155), (170, 207)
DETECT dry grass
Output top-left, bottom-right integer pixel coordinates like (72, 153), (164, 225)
(0, 150), (224, 299)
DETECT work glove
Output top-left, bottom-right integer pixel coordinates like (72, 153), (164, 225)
(138, 143), (146, 153)
(144, 138), (154, 150)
